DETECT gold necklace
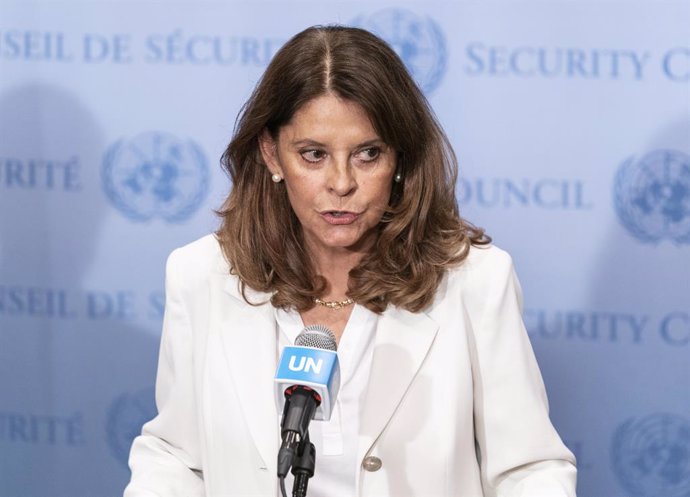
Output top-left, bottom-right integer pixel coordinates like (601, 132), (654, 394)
(313, 297), (355, 310)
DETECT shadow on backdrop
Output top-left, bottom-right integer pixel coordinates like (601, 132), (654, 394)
(0, 83), (159, 497)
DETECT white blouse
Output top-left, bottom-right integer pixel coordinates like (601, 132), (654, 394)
(275, 304), (378, 497)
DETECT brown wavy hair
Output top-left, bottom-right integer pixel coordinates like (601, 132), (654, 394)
(217, 25), (489, 313)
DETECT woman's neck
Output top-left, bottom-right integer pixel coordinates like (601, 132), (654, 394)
(303, 243), (369, 343)
(311, 250), (360, 299)
(303, 228), (377, 298)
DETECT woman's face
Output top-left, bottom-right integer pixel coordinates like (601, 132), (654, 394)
(260, 94), (397, 260)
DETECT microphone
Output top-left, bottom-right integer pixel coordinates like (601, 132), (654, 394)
(274, 324), (340, 479)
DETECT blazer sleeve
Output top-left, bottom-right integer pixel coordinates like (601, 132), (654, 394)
(465, 248), (577, 497)
(124, 249), (205, 497)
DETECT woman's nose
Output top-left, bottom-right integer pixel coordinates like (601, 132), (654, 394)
(327, 158), (357, 197)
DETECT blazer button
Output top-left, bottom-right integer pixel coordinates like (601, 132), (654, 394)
(362, 456), (382, 472)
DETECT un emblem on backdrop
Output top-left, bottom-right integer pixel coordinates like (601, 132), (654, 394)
(106, 387), (157, 466)
(614, 149), (690, 244)
(612, 413), (690, 497)
(353, 9), (447, 94)
(102, 131), (209, 222)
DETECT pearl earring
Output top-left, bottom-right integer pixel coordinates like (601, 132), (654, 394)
(394, 172), (402, 183)
(271, 173), (283, 183)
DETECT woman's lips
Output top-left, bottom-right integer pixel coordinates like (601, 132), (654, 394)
(320, 211), (359, 225)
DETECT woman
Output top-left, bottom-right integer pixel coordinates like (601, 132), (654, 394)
(125, 26), (577, 497)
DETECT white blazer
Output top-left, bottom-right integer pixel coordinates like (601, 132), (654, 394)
(125, 234), (577, 497)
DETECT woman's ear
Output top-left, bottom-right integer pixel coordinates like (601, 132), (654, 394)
(259, 130), (282, 177)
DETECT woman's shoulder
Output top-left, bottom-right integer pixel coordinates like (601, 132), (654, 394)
(456, 243), (514, 276)
(166, 233), (229, 283)
(428, 243), (522, 316)
(443, 243), (517, 296)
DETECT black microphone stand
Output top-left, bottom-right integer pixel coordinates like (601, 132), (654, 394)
(291, 432), (315, 497)
(277, 386), (320, 497)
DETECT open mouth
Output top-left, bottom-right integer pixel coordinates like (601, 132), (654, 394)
(321, 211), (359, 224)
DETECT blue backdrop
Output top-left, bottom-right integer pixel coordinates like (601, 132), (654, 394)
(1, 2), (689, 496)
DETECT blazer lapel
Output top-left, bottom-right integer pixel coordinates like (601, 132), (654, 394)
(209, 272), (279, 473)
(358, 307), (439, 462)
(209, 267), (439, 475)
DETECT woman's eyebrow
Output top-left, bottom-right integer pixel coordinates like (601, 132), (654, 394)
(290, 138), (385, 148)
(290, 139), (326, 148)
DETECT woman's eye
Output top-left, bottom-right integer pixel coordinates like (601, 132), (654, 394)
(357, 147), (380, 162)
(301, 149), (326, 163)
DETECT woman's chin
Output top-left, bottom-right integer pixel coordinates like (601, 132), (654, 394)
(306, 231), (376, 255)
